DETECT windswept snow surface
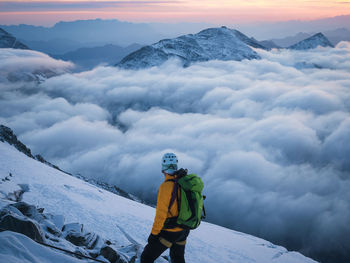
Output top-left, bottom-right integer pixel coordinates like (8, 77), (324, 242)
(0, 141), (316, 263)
(0, 231), (83, 263)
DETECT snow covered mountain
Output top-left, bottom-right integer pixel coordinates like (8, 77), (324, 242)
(288, 33), (334, 50)
(0, 28), (29, 49)
(117, 26), (264, 69)
(0, 126), (318, 263)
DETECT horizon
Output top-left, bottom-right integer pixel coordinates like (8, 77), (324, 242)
(1, 14), (350, 27)
(0, 0), (350, 26)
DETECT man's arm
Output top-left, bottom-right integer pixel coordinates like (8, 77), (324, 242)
(151, 182), (172, 235)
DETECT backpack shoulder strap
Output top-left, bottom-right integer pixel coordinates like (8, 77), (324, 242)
(166, 178), (179, 212)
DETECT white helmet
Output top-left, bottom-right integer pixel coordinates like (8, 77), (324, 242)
(162, 153), (178, 174)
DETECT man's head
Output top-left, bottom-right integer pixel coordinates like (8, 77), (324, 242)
(161, 153), (178, 175)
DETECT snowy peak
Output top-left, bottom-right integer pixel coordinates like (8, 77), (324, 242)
(289, 32), (334, 50)
(0, 28), (29, 49)
(117, 26), (262, 69)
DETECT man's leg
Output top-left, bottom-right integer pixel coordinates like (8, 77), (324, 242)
(169, 243), (186, 263)
(141, 238), (168, 263)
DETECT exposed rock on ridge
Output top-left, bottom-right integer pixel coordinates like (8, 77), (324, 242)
(117, 26), (263, 69)
(0, 28), (29, 49)
(289, 33), (334, 50)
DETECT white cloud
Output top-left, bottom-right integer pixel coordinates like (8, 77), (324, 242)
(0, 48), (73, 84)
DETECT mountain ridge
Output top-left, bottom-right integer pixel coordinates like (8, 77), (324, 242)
(289, 32), (334, 50)
(0, 28), (29, 49)
(117, 26), (262, 69)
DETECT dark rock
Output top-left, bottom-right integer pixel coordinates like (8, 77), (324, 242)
(63, 223), (100, 249)
(10, 202), (43, 220)
(66, 232), (100, 249)
(46, 224), (61, 237)
(89, 252), (99, 258)
(0, 125), (33, 158)
(0, 214), (44, 242)
(65, 232), (87, 247)
(0, 28), (29, 49)
(100, 245), (121, 263)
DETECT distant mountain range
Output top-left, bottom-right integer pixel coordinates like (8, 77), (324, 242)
(1, 23), (337, 71)
(0, 28), (29, 49)
(117, 27), (334, 69)
(237, 14), (350, 39)
(0, 19), (210, 53)
(1, 17), (349, 54)
(22, 38), (87, 54)
(53, 43), (143, 71)
(269, 28), (350, 47)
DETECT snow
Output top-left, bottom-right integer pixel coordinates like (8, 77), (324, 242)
(0, 141), (317, 263)
(289, 33), (334, 50)
(118, 27), (260, 69)
(0, 231), (83, 263)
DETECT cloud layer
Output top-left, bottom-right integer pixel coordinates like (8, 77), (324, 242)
(1, 43), (350, 262)
(0, 48), (73, 84)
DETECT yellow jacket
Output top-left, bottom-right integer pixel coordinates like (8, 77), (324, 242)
(151, 174), (183, 235)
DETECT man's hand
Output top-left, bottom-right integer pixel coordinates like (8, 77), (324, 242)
(175, 168), (187, 178)
(148, 234), (159, 244)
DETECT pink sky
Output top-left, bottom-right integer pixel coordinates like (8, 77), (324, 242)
(0, 0), (350, 25)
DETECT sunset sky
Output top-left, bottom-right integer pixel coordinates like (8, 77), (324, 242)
(1, 0), (350, 26)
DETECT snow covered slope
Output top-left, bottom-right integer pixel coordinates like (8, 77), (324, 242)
(117, 26), (262, 69)
(0, 28), (29, 49)
(0, 140), (317, 263)
(288, 33), (334, 50)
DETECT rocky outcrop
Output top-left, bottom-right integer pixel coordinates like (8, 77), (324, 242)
(0, 202), (138, 263)
(0, 28), (29, 49)
(0, 125), (32, 158)
(0, 124), (66, 173)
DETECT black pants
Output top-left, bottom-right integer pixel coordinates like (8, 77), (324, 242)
(141, 230), (190, 263)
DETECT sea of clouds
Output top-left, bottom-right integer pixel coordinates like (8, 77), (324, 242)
(1, 44), (350, 262)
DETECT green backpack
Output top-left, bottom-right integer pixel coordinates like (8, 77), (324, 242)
(164, 170), (206, 230)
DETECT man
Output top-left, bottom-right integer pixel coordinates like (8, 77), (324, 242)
(141, 153), (190, 263)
